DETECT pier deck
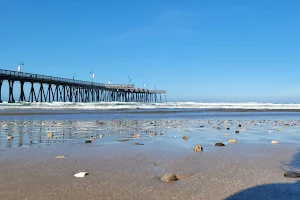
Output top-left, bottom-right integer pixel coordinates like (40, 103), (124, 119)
(0, 69), (166, 103)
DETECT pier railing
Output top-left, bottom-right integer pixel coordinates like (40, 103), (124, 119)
(0, 69), (139, 89)
(0, 69), (105, 87)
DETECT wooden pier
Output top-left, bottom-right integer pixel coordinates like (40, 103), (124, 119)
(0, 69), (166, 103)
